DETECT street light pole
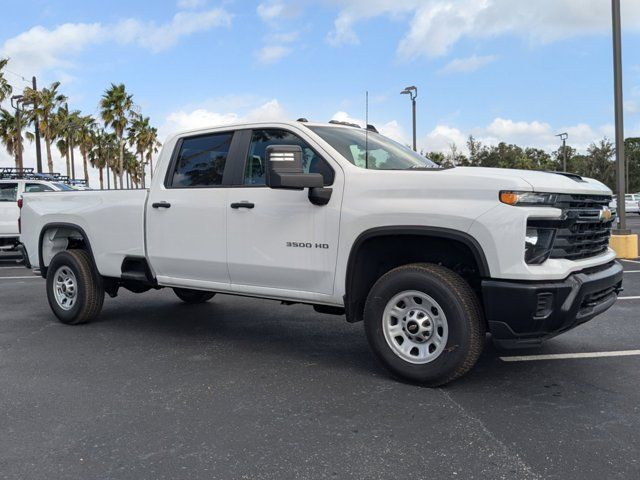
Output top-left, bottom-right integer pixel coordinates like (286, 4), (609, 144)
(556, 132), (568, 172)
(612, 0), (629, 234)
(401, 86), (418, 151)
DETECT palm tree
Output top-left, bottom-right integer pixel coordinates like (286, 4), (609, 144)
(144, 126), (161, 181)
(89, 130), (119, 190)
(123, 149), (141, 188)
(100, 83), (133, 189)
(0, 58), (13, 105)
(77, 115), (96, 186)
(0, 108), (28, 169)
(23, 82), (66, 173)
(127, 113), (149, 187)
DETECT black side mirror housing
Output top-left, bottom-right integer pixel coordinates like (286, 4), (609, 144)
(265, 145), (324, 190)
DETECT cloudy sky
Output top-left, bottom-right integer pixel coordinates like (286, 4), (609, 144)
(1, 0), (640, 184)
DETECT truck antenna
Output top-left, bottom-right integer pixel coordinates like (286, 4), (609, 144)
(365, 91), (369, 169)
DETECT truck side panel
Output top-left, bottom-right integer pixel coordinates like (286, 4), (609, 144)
(20, 190), (148, 278)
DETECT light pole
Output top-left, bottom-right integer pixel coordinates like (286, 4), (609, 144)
(10, 95), (25, 173)
(401, 86), (418, 151)
(556, 132), (568, 172)
(612, 0), (629, 234)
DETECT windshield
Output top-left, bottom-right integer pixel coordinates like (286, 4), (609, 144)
(308, 126), (440, 170)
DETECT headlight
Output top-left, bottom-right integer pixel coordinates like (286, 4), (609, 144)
(525, 227), (555, 264)
(500, 191), (558, 206)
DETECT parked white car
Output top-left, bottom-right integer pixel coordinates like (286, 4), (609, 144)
(18, 120), (623, 386)
(0, 178), (74, 250)
(610, 194), (640, 214)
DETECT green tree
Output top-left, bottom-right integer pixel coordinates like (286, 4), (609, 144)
(0, 58), (13, 105)
(100, 83), (133, 189)
(76, 115), (96, 186)
(624, 138), (640, 193)
(0, 108), (30, 170)
(22, 82), (66, 173)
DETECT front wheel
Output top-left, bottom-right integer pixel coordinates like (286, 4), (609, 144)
(364, 263), (485, 386)
(46, 249), (104, 325)
(173, 288), (216, 304)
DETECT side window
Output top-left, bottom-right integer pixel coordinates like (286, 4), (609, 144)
(25, 183), (54, 193)
(169, 132), (233, 188)
(244, 129), (334, 186)
(0, 183), (18, 202)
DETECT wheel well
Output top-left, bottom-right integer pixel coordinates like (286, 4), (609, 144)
(38, 224), (93, 278)
(344, 230), (488, 323)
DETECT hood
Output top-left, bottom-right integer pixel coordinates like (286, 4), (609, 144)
(451, 167), (612, 196)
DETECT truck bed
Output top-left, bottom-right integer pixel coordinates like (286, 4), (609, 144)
(20, 190), (148, 278)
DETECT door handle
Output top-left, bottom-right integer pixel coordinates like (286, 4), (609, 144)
(152, 201), (171, 209)
(230, 202), (255, 209)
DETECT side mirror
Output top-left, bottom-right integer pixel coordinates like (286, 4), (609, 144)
(265, 145), (324, 190)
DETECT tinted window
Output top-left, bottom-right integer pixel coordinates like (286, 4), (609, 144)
(25, 183), (54, 193)
(244, 129), (334, 186)
(0, 183), (18, 202)
(170, 132), (233, 187)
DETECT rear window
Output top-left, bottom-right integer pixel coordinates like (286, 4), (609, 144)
(169, 132), (233, 187)
(52, 182), (75, 191)
(0, 183), (18, 202)
(25, 183), (55, 193)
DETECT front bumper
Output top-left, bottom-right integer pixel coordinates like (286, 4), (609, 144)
(482, 261), (623, 349)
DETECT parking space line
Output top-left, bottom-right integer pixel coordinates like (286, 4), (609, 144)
(621, 259), (640, 264)
(501, 350), (640, 362)
(619, 296), (640, 300)
(0, 276), (41, 280)
(623, 270), (640, 273)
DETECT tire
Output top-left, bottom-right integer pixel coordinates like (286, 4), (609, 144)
(173, 288), (216, 304)
(46, 249), (104, 325)
(364, 263), (485, 387)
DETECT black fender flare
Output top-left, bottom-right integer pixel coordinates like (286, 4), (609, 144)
(344, 226), (490, 321)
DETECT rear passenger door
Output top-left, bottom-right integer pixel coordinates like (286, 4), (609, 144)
(146, 130), (241, 288)
(226, 128), (343, 296)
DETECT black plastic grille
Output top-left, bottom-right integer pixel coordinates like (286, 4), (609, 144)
(551, 194), (613, 260)
(531, 194), (614, 261)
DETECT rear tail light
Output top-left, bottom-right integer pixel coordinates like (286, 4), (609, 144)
(17, 198), (22, 234)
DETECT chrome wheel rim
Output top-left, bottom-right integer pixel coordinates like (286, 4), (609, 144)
(382, 290), (449, 364)
(53, 266), (78, 311)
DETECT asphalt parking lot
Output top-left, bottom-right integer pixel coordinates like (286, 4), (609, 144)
(1, 244), (639, 479)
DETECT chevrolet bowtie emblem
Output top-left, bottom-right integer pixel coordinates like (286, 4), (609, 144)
(599, 206), (612, 222)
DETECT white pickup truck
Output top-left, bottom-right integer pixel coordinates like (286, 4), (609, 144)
(18, 120), (623, 385)
(1, 177), (75, 250)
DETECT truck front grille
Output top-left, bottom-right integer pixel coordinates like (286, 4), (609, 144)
(532, 194), (614, 261)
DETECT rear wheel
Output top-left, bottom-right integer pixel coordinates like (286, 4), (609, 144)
(173, 288), (216, 304)
(46, 249), (104, 325)
(364, 263), (485, 386)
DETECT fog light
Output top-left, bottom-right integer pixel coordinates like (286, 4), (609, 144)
(525, 228), (555, 264)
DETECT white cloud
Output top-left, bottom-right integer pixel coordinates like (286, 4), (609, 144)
(160, 99), (287, 139)
(257, 2), (285, 21)
(256, 45), (292, 64)
(439, 54), (497, 74)
(112, 9), (232, 53)
(325, 0), (640, 58)
(330, 111), (409, 144)
(0, 8), (232, 78)
(424, 125), (467, 152)
(177, 0), (206, 8)
(422, 118), (618, 154)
